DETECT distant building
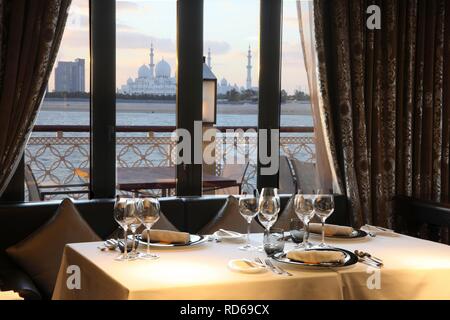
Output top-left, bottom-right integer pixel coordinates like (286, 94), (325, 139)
(119, 44), (257, 96)
(119, 43), (176, 96)
(54, 58), (85, 93)
(217, 78), (240, 95)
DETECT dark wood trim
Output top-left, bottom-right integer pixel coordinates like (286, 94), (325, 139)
(89, 0), (116, 198)
(176, 0), (203, 196)
(257, 0), (283, 190)
(32, 125), (315, 133)
(0, 155), (25, 202)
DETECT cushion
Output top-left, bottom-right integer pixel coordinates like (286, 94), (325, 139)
(6, 198), (101, 298)
(199, 196), (264, 234)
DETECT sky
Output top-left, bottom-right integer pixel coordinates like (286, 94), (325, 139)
(49, 0), (309, 95)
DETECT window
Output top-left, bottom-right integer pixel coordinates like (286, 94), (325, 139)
(24, 0), (90, 201)
(204, 0), (260, 195)
(116, 0), (177, 197)
(279, 0), (316, 194)
(21, 0), (312, 201)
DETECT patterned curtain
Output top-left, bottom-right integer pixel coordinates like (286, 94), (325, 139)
(0, 0), (71, 196)
(311, 0), (450, 228)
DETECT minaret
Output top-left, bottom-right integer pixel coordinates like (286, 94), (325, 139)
(207, 48), (212, 69)
(246, 45), (252, 90)
(149, 43), (155, 79)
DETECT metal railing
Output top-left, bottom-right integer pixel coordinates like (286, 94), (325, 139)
(25, 125), (315, 199)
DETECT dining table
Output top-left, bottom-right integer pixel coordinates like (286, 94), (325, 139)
(77, 167), (239, 196)
(52, 230), (450, 300)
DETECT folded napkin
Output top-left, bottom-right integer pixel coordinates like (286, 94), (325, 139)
(141, 229), (190, 244)
(287, 250), (346, 264)
(0, 291), (23, 300)
(309, 223), (354, 237)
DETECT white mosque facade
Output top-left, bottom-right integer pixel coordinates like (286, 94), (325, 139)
(119, 44), (176, 96)
(119, 45), (254, 96)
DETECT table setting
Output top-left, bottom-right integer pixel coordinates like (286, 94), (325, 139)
(52, 188), (450, 300)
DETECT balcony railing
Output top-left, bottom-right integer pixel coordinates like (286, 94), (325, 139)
(25, 125), (315, 199)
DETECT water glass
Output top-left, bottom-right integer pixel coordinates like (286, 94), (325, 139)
(263, 228), (285, 257)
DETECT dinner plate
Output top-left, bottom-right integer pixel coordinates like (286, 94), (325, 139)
(272, 248), (358, 268)
(310, 229), (368, 239)
(137, 234), (207, 247)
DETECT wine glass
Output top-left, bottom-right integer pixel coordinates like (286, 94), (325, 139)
(294, 194), (315, 249)
(314, 190), (335, 248)
(136, 197), (160, 260)
(113, 196), (137, 261)
(128, 199), (142, 259)
(258, 188), (280, 228)
(238, 193), (259, 251)
(258, 188), (280, 250)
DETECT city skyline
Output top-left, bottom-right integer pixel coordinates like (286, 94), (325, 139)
(49, 0), (309, 95)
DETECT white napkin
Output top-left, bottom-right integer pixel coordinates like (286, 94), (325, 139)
(287, 250), (346, 264)
(0, 291), (23, 300)
(309, 223), (354, 237)
(362, 224), (396, 236)
(141, 229), (190, 244)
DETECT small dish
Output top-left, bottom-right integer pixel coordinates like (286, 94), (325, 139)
(227, 259), (267, 274)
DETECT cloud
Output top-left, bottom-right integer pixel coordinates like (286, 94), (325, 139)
(117, 32), (175, 50)
(204, 41), (231, 55)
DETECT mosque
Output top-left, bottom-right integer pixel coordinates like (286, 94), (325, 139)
(119, 44), (254, 96)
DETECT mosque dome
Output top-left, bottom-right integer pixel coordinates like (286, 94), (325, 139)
(127, 77), (133, 85)
(155, 59), (171, 78)
(220, 78), (228, 86)
(138, 64), (151, 78)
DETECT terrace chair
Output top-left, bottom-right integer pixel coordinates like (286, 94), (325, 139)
(24, 165), (89, 202)
(211, 162), (249, 195)
(290, 158), (318, 194)
(278, 155), (297, 194)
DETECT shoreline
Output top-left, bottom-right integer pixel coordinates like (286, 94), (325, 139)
(41, 99), (313, 116)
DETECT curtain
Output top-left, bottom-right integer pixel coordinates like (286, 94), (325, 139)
(0, 0), (71, 196)
(297, 0), (336, 193)
(300, 0), (450, 228)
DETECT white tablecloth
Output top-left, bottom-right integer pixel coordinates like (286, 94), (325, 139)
(52, 232), (450, 300)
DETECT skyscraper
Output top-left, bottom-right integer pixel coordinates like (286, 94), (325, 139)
(54, 58), (85, 92)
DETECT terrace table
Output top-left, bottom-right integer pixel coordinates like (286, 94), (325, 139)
(52, 232), (450, 300)
(78, 167), (238, 196)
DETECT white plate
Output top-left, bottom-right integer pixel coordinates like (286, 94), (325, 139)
(227, 259), (267, 274)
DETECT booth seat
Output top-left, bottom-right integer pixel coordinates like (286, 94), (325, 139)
(0, 194), (348, 299)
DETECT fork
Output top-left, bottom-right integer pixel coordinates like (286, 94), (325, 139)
(265, 258), (293, 276)
(255, 257), (281, 275)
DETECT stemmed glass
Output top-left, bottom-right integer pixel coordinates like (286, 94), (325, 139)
(113, 196), (137, 261)
(128, 200), (142, 259)
(238, 193), (259, 251)
(294, 194), (316, 249)
(314, 190), (335, 248)
(258, 188), (281, 248)
(135, 197), (160, 260)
